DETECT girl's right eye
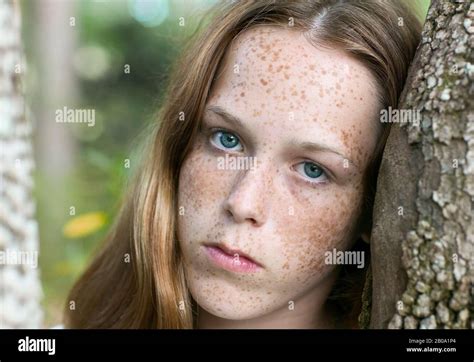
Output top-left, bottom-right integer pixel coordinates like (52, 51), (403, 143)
(209, 130), (243, 152)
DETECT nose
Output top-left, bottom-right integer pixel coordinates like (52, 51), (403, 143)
(222, 161), (272, 227)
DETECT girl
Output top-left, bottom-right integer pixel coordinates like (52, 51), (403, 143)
(65, 0), (422, 329)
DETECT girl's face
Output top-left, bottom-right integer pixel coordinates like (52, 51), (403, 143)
(177, 27), (380, 322)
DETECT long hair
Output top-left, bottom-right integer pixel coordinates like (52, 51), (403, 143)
(64, 0), (421, 328)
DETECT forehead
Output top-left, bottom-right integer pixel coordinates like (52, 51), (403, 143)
(208, 26), (380, 165)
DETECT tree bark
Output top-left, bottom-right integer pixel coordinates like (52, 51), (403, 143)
(0, 0), (43, 328)
(369, 0), (473, 329)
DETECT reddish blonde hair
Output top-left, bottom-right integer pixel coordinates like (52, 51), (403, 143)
(65, 0), (421, 328)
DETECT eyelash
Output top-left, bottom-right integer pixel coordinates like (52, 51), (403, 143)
(209, 128), (244, 153)
(205, 127), (331, 186)
(293, 162), (330, 187)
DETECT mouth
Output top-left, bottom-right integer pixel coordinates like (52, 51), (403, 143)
(203, 242), (263, 273)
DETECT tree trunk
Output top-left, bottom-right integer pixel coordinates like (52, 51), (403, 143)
(369, 0), (473, 329)
(0, 0), (43, 328)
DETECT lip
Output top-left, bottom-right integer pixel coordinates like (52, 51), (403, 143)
(203, 242), (263, 273)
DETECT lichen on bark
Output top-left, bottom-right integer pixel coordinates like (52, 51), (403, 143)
(0, 0), (43, 328)
(370, 0), (473, 329)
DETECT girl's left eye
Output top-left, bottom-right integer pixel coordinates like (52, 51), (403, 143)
(295, 161), (328, 183)
(210, 130), (243, 152)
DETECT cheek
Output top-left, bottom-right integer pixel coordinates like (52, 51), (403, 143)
(272, 186), (363, 285)
(178, 143), (230, 212)
(177, 142), (237, 249)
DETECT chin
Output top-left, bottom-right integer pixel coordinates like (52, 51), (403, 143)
(187, 281), (272, 321)
(197, 297), (265, 320)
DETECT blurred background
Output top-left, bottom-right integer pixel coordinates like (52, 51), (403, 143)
(21, 0), (219, 327)
(19, 0), (430, 327)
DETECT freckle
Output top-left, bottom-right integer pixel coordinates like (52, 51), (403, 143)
(240, 92), (245, 97)
(284, 73), (290, 80)
(359, 97), (363, 100)
(309, 64), (315, 71)
(341, 130), (350, 145)
(260, 78), (268, 86)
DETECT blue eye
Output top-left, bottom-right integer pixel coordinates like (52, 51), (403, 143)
(304, 162), (323, 178)
(295, 161), (328, 183)
(210, 130), (243, 151)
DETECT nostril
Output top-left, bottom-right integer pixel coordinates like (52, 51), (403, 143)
(249, 218), (258, 226)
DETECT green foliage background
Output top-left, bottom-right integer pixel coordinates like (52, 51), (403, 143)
(20, 0), (430, 327)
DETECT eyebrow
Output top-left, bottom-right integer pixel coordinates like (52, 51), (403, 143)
(206, 105), (246, 130)
(206, 105), (355, 168)
(289, 140), (355, 167)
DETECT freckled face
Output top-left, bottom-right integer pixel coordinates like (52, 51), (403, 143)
(177, 27), (380, 320)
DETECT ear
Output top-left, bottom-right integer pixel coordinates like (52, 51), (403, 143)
(361, 231), (370, 244)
